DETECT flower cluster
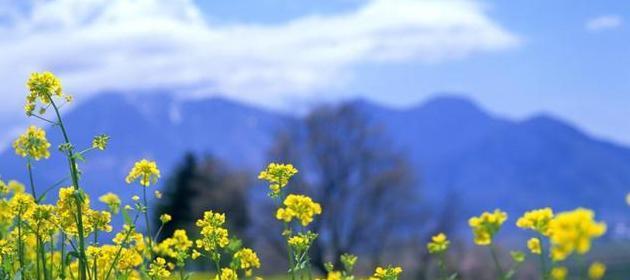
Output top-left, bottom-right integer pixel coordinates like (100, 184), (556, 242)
(195, 211), (230, 254)
(369, 266), (403, 280)
(276, 194), (322, 226)
(427, 233), (450, 254)
(468, 209), (508, 245)
(25, 71), (71, 115)
(126, 159), (161, 187)
(233, 248), (261, 276)
(516, 207), (554, 235)
(258, 163), (298, 197)
(13, 125), (51, 160)
(547, 208), (606, 261)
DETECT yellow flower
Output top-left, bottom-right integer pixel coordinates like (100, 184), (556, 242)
(468, 209), (507, 246)
(154, 190), (163, 199)
(195, 211), (230, 253)
(155, 229), (193, 266)
(517, 207), (554, 235)
(527, 237), (541, 255)
(192, 249), (201, 260)
(148, 257), (171, 279)
(160, 213), (172, 224)
(258, 163), (298, 196)
(427, 233), (450, 254)
(13, 126), (51, 160)
(321, 271), (342, 280)
(588, 262), (605, 280)
(25, 71), (69, 115)
(369, 266), (403, 280)
(99, 192), (121, 213)
(126, 159), (160, 187)
(91, 134), (110, 151)
(276, 194), (322, 226)
(0, 239), (14, 263)
(216, 268), (238, 280)
(234, 248), (261, 276)
(551, 267), (568, 280)
(288, 232), (317, 252)
(548, 208), (606, 261)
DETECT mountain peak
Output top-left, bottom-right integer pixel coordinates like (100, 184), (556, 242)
(419, 95), (482, 113)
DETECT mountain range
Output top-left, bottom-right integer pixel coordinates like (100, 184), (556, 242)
(1, 93), (629, 230)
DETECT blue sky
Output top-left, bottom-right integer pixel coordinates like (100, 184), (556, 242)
(0, 0), (628, 146)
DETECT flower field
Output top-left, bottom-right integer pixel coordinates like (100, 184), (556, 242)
(0, 72), (617, 280)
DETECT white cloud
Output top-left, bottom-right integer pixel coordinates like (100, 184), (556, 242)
(586, 15), (623, 32)
(0, 0), (519, 114)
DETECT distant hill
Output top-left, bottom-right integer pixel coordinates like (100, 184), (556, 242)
(1, 93), (629, 227)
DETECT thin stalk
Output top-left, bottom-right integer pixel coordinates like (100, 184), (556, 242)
(284, 223), (295, 280)
(490, 244), (505, 280)
(49, 233), (55, 280)
(103, 214), (140, 280)
(27, 159), (37, 199)
(438, 252), (448, 280)
(17, 216), (25, 279)
(37, 233), (50, 280)
(179, 267), (185, 280)
(214, 257), (222, 280)
(60, 233), (66, 279)
(49, 98), (88, 280)
(93, 231), (98, 280)
(538, 236), (547, 280)
(142, 187), (155, 260)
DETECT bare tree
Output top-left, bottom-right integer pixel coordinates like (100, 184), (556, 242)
(267, 103), (422, 272)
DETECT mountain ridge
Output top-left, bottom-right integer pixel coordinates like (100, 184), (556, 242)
(1, 92), (629, 229)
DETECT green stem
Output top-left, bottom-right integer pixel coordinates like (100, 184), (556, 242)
(537, 236), (547, 280)
(143, 187), (155, 260)
(93, 231), (98, 280)
(49, 98), (88, 280)
(284, 223), (295, 280)
(103, 214), (140, 280)
(490, 244), (505, 280)
(214, 257), (222, 280)
(17, 215), (25, 279)
(438, 252), (448, 280)
(27, 159), (37, 199)
(60, 233), (66, 279)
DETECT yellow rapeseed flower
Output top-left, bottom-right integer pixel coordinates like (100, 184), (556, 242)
(160, 213), (172, 224)
(13, 126), (51, 160)
(25, 71), (69, 115)
(126, 159), (160, 187)
(216, 268), (238, 280)
(369, 266), (403, 280)
(320, 271), (342, 280)
(148, 257), (171, 279)
(548, 208), (606, 261)
(527, 237), (541, 255)
(551, 267), (568, 280)
(517, 207), (554, 235)
(195, 211), (230, 253)
(234, 248), (261, 276)
(276, 194), (322, 226)
(427, 233), (450, 254)
(588, 262), (605, 280)
(468, 209), (507, 246)
(99, 192), (121, 213)
(258, 163), (298, 196)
